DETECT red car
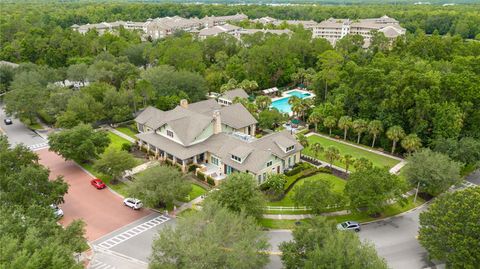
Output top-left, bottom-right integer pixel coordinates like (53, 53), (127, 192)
(90, 179), (106, 189)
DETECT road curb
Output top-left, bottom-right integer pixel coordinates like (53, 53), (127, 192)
(361, 200), (432, 225)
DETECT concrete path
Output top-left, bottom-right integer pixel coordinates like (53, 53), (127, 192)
(124, 160), (158, 178)
(305, 132), (404, 161)
(389, 160), (407, 174)
(106, 126), (136, 143)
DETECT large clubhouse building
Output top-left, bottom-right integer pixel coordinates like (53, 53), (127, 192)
(134, 89), (303, 185)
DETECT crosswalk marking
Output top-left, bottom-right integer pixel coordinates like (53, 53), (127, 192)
(96, 215), (170, 250)
(89, 260), (115, 269)
(28, 142), (48, 150)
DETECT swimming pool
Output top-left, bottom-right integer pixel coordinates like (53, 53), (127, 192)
(270, 90), (313, 114)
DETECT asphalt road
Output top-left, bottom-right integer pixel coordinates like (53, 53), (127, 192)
(0, 104), (47, 148)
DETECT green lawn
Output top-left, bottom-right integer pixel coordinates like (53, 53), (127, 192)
(267, 173), (346, 207)
(260, 196), (426, 229)
(303, 135), (400, 171)
(115, 126), (137, 139)
(107, 132), (131, 151)
(180, 184), (207, 202)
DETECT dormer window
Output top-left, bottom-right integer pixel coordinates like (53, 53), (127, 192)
(231, 155), (242, 163)
(266, 161), (273, 167)
(167, 130), (174, 138)
(286, 145), (295, 152)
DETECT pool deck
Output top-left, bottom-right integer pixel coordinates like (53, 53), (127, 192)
(270, 88), (315, 102)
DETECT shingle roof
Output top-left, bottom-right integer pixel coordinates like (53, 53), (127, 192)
(217, 103), (258, 129)
(220, 88), (249, 101)
(251, 130), (303, 159)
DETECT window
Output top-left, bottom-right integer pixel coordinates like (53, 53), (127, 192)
(266, 161), (273, 167)
(231, 155), (242, 163)
(286, 145), (295, 152)
(167, 130), (174, 138)
(257, 175), (262, 185)
(211, 156), (220, 166)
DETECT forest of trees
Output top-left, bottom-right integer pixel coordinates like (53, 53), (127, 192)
(1, 2), (479, 151)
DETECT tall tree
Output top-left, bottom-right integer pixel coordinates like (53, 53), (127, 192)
(345, 167), (406, 216)
(432, 102), (464, 139)
(207, 173), (266, 219)
(297, 134), (309, 148)
(401, 134), (422, 154)
(386, 125), (406, 154)
(48, 124), (110, 163)
(323, 116), (337, 136)
(280, 217), (387, 269)
(311, 142), (324, 160)
(255, 95), (272, 111)
(292, 179), (343, 214)
(316, 50), (342, 100)
(338, 116), (352, 141)
(419, 187), (480, 268)
(403, 149), (461, 196)
(352, 119), (368, 144)
(93, 148), (137, 183)
(368, 120), (384, 148)
(127, 165), (191, 208)
(342, 154), (354, 173)
(307, 110), (322, 131)
(324, 146), (340, 168)
(150, 201), (269, 269)
(353, 157), (373, 172)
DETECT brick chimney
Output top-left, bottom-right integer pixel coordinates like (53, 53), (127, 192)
(180, 99), (188, 109)
(213, 110), (222, 134)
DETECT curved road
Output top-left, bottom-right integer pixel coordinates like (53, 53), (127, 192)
(266, 206), (432, 269)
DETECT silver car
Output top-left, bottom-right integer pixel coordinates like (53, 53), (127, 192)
(337, 221), (361, 232)
(123, 198), (143, 210)
(50, 204), (64, 218)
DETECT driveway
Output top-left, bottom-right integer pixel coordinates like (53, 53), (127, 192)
(37, 148), (151, 241)
(0, 104), (47, 149)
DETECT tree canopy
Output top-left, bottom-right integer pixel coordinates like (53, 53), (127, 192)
(150, 201), (270, 269)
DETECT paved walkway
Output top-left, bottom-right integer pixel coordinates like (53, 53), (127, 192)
(106, 127), (136, 143)
(263, 209), (350, 220)
(124, 161), (158, 178)
(389, 160), (407, 174)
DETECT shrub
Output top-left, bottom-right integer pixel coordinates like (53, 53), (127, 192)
(197, 171), (206, 181)
(188, 164), (200, 173)
(121, 143), (132, 152)
(285, 162), (314, 176)
(207, 177), (215, 186)
(316, 167), (333, 174)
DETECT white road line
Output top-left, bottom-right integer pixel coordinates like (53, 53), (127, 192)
(28, 142), (49, 150)
(89, 260), (115, 269)
(94, 215), (170, 250)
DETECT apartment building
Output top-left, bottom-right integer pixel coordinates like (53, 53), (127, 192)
(312, 15), (406, 46)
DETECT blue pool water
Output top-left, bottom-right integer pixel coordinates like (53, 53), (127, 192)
(270, 91), (312, 114)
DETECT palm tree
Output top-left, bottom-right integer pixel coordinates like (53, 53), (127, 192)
(353, 157), (373, 171)
(255, 95), (272, 111)
(299, 98), (313, 121)
(307, 111), (322, 131)
(220, 78), (238, 93)
(323, 116), (337, 136)
(297, 134), (309, 148)
(342, 154), (354, 173)
(324, 146), (340, 168)
(386, 125), (406, 154)
(238, 79), (258, 94)
(352, 119), (368, 144)
(232, 97), (248, 106)
(368, 120), (384, 148)
(311, 142), (324, 159)
(338, 116), (352, 140)
(401, 134), (422, 154)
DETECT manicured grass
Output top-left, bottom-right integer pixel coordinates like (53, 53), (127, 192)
(266, 173), (346, 207)
(80, 162), (129, 197)
(180, 184), (207, 202)
(326, 196), (425, 223)
(303, 134), (400, 171)
(115, 126), (137, 139)
(107, 132), (131, 151)
(260, 196), (426, 229)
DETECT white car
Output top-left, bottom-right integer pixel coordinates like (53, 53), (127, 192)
(337, 221), (361, 232)
(50, 204), (64, 218)
(123, 198), (143, 210)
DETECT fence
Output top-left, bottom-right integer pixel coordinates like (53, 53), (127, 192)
(264, 206), (310, 211)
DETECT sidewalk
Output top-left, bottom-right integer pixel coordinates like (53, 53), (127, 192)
(106, 126), (136, 143)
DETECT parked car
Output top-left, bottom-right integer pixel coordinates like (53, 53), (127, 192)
(337, 221), (361, 232)
(123, 198), (143, 210)
(90, 178), (106, 189)
(4, 118), (13, 125)
(50, 204), (64, 218)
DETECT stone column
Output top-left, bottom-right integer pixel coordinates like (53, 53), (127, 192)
(193, 155), (198, 164)
(182, 160), (186, 173)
